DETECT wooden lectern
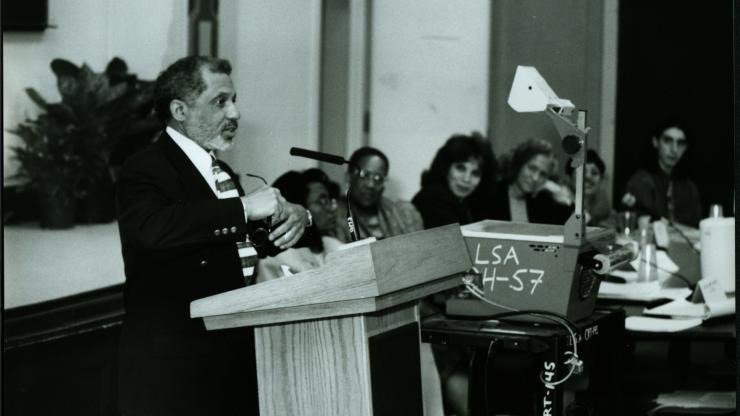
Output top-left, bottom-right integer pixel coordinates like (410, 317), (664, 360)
(191, 224), (472, 416)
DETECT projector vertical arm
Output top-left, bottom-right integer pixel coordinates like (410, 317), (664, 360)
(545, 108), (589, 247)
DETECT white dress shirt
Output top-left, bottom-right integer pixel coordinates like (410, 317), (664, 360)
(166, 126), (219, 196)
(166, 126), (249, 222)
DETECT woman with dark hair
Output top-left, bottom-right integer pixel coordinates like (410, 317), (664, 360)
(257, 168), (343, 280)
(621, 119), (701, 226)
(410, 133), (497, 416)
(491, 137), (572, 224)
(412, 133), (497, 228)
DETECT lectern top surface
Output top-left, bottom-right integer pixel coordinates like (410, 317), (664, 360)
(461, 219), (610, 243)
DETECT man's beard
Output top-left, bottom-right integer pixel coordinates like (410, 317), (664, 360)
(202, 134), (235, 151)
(188, 129), (236, 151)
(183, 119), (238, 152)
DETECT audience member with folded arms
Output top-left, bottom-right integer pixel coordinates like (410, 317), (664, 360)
(412, 132), (498, 229)
(621, 118), (701, 227)
(331, 146), (423, 242)
(257, 168), (344, 280)
(490, 137), (572, 224)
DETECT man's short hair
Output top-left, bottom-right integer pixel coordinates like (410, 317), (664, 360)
(153, 56), (232, 124)
(348, 147), (390, 172)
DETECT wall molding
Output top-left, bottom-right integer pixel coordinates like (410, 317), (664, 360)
(4, 284), (125, 350)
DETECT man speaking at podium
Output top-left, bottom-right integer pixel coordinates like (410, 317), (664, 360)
(116, 56), (309, 415)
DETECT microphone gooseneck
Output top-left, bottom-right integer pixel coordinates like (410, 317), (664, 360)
(289, 147), (360, 242)
(289, 147), (348, 166)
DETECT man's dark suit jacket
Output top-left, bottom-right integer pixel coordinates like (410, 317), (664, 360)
(116, 132), (259, 415)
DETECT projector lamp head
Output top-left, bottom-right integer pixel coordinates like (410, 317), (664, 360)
(507, 65), (575, 114)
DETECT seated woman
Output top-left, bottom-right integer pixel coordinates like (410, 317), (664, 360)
(411, 133), (497, 416)
(330, 146), (423, 242)
(564, 148), (614, 227)
(412, 132), (497, 228)
(621, 119), (701, 227)
(491, 137), (572, 224)
(257, 168), (343, 280)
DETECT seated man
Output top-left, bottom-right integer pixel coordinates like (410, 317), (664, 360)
(329, 146), (443, 416)
(330, 146), (423, 242)
(621, 119), (701, 227)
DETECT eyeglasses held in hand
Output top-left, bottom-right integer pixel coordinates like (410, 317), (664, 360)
(244, 173), (268, 186)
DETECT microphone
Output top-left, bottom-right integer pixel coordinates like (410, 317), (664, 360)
(289, 147), (349, 166)
(289, 147), (360, 242)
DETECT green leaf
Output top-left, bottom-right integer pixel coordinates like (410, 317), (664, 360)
(25, 88), (49, 109)
(50, 59), (80, 78)
(45, 103), (78, 124)
(105, 57), (129, 84)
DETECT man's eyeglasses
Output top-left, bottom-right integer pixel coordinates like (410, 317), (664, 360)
(353, 168), (387, 185)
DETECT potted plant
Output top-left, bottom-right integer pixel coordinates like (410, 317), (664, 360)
(8, 112), (87, 228)
(8, 57), (160, 228)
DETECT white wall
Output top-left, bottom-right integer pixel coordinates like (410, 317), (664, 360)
(2, 0), (188, 185)
(368, 0), (491, 201)
(3, 0), (491, 200)
(218, 0), (323, 189)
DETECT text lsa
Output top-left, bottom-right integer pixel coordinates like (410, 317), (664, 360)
(474, 243), (520, 266)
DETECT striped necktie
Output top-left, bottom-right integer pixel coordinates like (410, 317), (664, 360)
(212, 158), (259, 285)
(666, 181), (675, 223)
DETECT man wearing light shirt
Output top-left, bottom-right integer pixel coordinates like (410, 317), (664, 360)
(116, 56), (308, 415)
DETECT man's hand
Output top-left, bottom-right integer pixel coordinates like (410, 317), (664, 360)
(542, 180), (574, 206)
(269, 203), (308, 249)
(241, 185), (286, 221)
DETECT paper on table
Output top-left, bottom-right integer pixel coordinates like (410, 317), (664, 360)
(599, 281), (658, 299)
(625, 316), (702, 332)
(644, 285), (735, 319)
(630, 250), (679, 282)
(598, 280), (692, 302)
(643, 298), (708, 319)
(707, 298), (735, 317)
(609, 269), (638, 282)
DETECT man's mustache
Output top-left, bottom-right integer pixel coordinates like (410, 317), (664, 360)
(223, 121), (239, 131)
